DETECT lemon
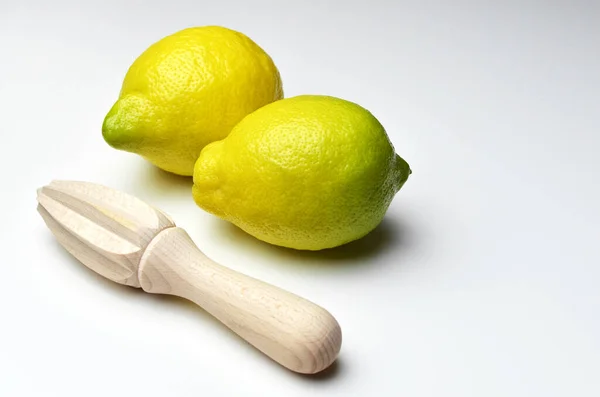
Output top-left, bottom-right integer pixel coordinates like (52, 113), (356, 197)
(102, 26), (283, 176)
(192, 95), (411, 251)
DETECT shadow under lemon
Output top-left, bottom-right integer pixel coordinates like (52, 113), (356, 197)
(126, 159), (193, 201)
(129, 160), (411, 266)
(138, 161), (194, 196)
(212, 215), (411, 266)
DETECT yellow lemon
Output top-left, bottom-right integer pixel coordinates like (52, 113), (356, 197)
(192, 95), (411, 251)
(102, 26), (283, 176)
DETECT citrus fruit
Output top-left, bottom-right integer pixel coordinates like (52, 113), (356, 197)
(192, 95), (411, 250)
(102, 26), (283, 176)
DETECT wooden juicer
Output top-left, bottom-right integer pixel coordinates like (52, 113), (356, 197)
(37, 180), (342, 374)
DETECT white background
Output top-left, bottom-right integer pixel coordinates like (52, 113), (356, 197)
(1, 1), (599, 396)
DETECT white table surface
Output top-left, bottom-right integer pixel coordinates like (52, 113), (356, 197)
(1, 1), (599, 396)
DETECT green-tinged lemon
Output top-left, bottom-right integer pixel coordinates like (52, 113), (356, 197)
(102, 26), (283, 176)
(193, 95), (411, 250)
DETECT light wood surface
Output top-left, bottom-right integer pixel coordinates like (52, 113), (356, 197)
(37, 180), (175, 287)
(37, 180), (342, 374)
(140, 227), (342, 374)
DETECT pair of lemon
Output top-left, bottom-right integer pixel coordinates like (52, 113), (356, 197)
(102, 26), (411, 251)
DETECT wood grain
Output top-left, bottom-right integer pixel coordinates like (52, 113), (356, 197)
(37, 180), (174, 287)
(37, 180), (342, 374)
(139, 227), (342, 374)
